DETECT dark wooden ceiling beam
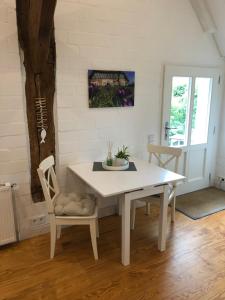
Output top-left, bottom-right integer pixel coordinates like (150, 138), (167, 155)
(16, 0), (57, 202)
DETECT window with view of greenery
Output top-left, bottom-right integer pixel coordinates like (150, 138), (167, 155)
(169, 83), (198, 146)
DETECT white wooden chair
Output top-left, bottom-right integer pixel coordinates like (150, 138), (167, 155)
(37, 155), (99, 260)
(131, 144), (182, 229)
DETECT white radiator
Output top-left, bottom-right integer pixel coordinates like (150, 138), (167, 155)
(0, 183), (17, 246)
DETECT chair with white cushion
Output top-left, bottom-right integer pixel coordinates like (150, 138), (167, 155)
(37, 155), (99, 260)
(131, 144), (182, 229)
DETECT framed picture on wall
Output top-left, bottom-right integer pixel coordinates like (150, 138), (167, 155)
(88, 70), (135, 108)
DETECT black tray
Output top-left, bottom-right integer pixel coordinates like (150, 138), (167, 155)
(93, 162), (137, 171)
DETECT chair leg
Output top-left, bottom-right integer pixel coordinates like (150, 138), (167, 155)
(90, 220), (98, 260)
(96, 219), (99, 238)
(171, 196), (176, 223)
(145, 201), (150, 215)
(130, 200), (136, 230)
(57, 225), (61, 239)
(49, 216), (57, 259)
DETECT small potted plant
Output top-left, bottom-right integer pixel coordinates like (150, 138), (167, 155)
(115, 146), (130, 166)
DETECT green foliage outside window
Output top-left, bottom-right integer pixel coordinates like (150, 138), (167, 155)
(170, 84), (198, 138)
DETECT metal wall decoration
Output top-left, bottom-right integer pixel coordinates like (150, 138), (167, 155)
(35, 75), (48, 144)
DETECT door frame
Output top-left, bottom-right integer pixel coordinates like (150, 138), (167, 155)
(161, 65), (223, 194)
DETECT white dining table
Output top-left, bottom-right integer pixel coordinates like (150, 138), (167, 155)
(68, 159), (185, 266)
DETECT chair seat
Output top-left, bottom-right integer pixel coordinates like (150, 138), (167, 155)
(54, 192), (96, 216)
(55, 206), (98, 220)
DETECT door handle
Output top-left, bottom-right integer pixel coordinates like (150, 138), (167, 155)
(165, 126), (177, 130)
(164, 121), (177, 140)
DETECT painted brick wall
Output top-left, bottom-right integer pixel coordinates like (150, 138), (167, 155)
(0, 0), (224, 239)
(55, 0), (223, 207)
(0, 0), (49, 240)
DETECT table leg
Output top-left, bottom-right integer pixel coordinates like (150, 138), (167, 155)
(121, 194), (131, 266)
(158, 185), (169, 251)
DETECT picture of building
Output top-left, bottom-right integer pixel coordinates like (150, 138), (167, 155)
(88, 70), (135, 108)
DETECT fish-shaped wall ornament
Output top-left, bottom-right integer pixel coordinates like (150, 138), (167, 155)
(35, 97), (48, 144)
(35, 75), (48, 144)
(40, 128), (47, 143)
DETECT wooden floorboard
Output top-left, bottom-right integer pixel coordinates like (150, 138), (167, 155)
(1, 203), (225, 300)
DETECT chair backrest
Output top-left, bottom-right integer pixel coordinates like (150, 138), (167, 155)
(37, 155), (60, 214)
(147, 144), (182, 172)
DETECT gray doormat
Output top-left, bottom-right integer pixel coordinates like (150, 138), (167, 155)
(93, 162), (137, 171)
(176, 187), (225, 220)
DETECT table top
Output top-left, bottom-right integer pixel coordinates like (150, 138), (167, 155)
(68, 159), (185, 197)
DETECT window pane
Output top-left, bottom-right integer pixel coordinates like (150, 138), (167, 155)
(191, 77), (212, 145)
(169, 77), (191, 147)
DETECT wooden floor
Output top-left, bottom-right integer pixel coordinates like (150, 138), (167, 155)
(1, 203), (225, 300)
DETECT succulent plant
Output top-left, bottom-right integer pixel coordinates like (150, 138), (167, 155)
(115, 146), (130, 161)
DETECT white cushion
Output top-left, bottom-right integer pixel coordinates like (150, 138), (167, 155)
(54, 192), (96, 216)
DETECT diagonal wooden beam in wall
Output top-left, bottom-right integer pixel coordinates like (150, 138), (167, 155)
(16, 0), (57, 202)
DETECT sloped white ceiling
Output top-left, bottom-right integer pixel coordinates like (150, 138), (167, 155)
(206, 0), (225, 57)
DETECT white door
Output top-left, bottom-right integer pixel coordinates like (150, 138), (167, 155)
(161, 65), (222, 194)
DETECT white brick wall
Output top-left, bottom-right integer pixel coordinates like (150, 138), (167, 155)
(0, 1), (49, 240)
(0, 0), (224, 239)
(55, 0), (223, 205)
